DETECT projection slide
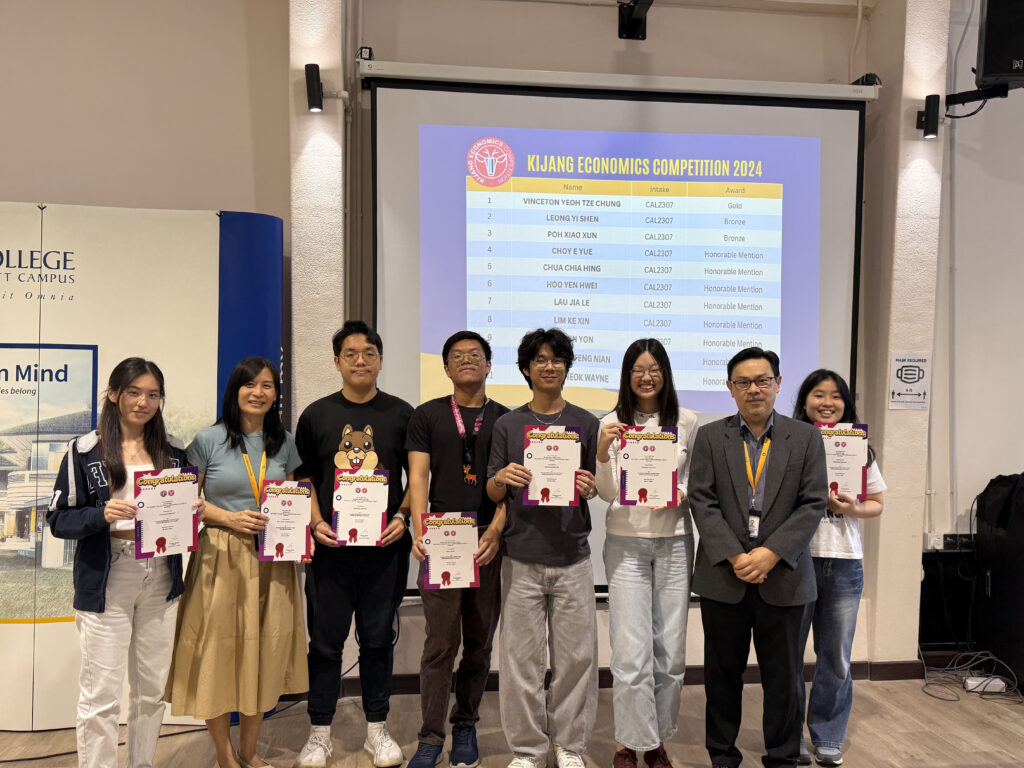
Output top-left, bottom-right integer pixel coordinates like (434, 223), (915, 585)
(373, 85), (861, 418)
(420, 125), (818, 413)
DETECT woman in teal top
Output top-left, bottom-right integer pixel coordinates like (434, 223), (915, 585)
(166, 357), (308, 768)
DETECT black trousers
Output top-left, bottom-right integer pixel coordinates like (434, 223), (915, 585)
(700, 585), (805, 768)
(305, 533), (411, 724)
(415, 551), (502, 744)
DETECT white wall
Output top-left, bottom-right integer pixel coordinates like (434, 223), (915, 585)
(0, 0), (289, 224)
(930, 0), (1024, 535)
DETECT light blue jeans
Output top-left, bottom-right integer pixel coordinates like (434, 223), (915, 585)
(604, 533), (693, 751)
(499, 556), (598, 758)
(798, 557), (863, 751)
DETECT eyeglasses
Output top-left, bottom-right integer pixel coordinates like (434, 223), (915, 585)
(448, 351), (485, 363)
(340, 349), (380, 363)
(630, 366), (663, 378)
(531, 356), (566, 369)
(730, 376), (776, 391)
(123, 388), (162, 404)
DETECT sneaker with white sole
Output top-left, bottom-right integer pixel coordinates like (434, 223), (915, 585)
(364, 722), (404, 768)
(508, 756), (546, 768)
(555, 746), (585, 768)
(293, 725), (333, 768)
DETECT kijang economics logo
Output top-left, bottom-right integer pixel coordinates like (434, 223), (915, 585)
(467, 137), (515, 186)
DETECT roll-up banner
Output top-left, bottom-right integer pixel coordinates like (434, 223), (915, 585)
(0, 202), (282, 730)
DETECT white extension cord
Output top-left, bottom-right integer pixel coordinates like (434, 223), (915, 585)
(964, 676), (1008, 693)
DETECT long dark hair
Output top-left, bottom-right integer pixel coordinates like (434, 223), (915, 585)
(99, 358), (172, 490)
(793, 368), (875, 466)
(217, 357), (285, 457)
(614, 339), (679, 427)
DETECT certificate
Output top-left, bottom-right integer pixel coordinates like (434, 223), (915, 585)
(332, 469), (389, 546)
(618, 426), (678, 507)
(816, 422), (869, 500)
(522, 425), (582, 507)
(133, 466), (199, 559)
(421, 512), (480, 589)
(258, 480), (313, 562)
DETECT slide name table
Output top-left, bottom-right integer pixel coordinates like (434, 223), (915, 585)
(467, 177), (782, 390)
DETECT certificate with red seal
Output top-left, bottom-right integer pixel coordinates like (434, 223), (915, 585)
(133, 466), (199, 559)
(618, 426), (678, 507)
(815, 422), (869, 500)
(258, 480), (312, 562)
(522, 425), (582, 507)
(332, 469), (389, 546)
(421, 512), (480, 590)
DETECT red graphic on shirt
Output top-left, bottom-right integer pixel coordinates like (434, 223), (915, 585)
(155, 537), (166, 554)
(441, 571), (451, 586)
(348, 528), (359, 543)
(540, 487), (551, 503)
(275, 542), (284, 558)
(638, 487), (648, 504)
(467, 137), (515, 186)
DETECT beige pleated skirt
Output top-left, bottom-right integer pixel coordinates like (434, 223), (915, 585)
(165, 525), (309, 718)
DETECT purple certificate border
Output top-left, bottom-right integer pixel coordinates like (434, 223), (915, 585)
(332, 468), (389, 547)
(421, 511), (481, 590)
(258, 480), (313, 562)
(618, 426), (679, 506)
(521, 424), (583, 507)
(133, 466), (199, 559)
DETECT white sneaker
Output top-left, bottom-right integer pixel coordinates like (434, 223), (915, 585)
(555, 746), (585, 768)
(294, 725), (333, 768)
(364, 722), (404, 768)
(508, 757), (547, 768)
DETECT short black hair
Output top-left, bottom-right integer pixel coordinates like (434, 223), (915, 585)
(442, 330), (492, 365)
(332, 320), (383, 357)
(793, 369), (875, 466)
(726, 347), (780, 380)
(517, 327), (574, 390)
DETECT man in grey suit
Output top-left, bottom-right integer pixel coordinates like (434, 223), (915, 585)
(689, 347), (827, 768)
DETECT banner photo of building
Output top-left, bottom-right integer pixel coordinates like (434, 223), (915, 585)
(0, 202), (283, 730)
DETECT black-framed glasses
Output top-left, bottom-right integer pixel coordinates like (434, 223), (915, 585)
(730, 376), (776, 391)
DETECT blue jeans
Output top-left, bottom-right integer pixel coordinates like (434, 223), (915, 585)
(604, 533), (693, 751)
(798, 557), (863, 751)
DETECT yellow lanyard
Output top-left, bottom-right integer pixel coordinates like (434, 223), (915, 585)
(242, 450), (267, 508)
(743, 438), (771, 496)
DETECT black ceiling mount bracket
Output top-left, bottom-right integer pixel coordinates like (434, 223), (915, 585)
(618, 0), (654, 41)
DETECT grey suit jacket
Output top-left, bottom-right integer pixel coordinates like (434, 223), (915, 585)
(689, 412), (827, 606)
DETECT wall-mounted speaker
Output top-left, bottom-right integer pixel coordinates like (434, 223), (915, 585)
(977, 0), (1024, 88)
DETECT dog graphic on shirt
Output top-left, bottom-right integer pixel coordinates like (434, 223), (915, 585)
(334, 424), (380, 471)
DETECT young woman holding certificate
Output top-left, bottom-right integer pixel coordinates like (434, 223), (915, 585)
(595, 339), (699, 768)
(166, 357), (307, 768)
(792, 370), (884, 767)
(48, 358), (195, 768)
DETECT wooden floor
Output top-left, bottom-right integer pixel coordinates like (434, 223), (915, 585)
(2, 680), (1022, 767)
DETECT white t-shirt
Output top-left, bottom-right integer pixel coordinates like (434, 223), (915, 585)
(109, 462), (154, 532)
(595, 408), (699, 538)
(808, 460), (886, 559)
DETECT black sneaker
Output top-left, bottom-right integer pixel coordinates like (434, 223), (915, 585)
(451, 725), (480, 768)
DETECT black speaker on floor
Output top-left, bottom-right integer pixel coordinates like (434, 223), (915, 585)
(977, 0), (1024, 88)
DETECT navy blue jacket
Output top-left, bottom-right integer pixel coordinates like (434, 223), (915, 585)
(47, 431), (187, 613)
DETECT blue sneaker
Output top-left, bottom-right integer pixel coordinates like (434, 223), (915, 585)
(450, 724), (480, 768)
(409, 742), (443, 768)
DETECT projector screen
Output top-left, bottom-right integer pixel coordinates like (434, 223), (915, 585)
(369, 78), (864, 588)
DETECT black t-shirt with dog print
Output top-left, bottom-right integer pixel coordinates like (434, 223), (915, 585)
(295, 389), (414, 532)
(405, 396), (510, 529)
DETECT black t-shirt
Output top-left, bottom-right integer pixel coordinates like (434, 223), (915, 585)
(405, 395), (510, 528)
(295, 389), (414, 531)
